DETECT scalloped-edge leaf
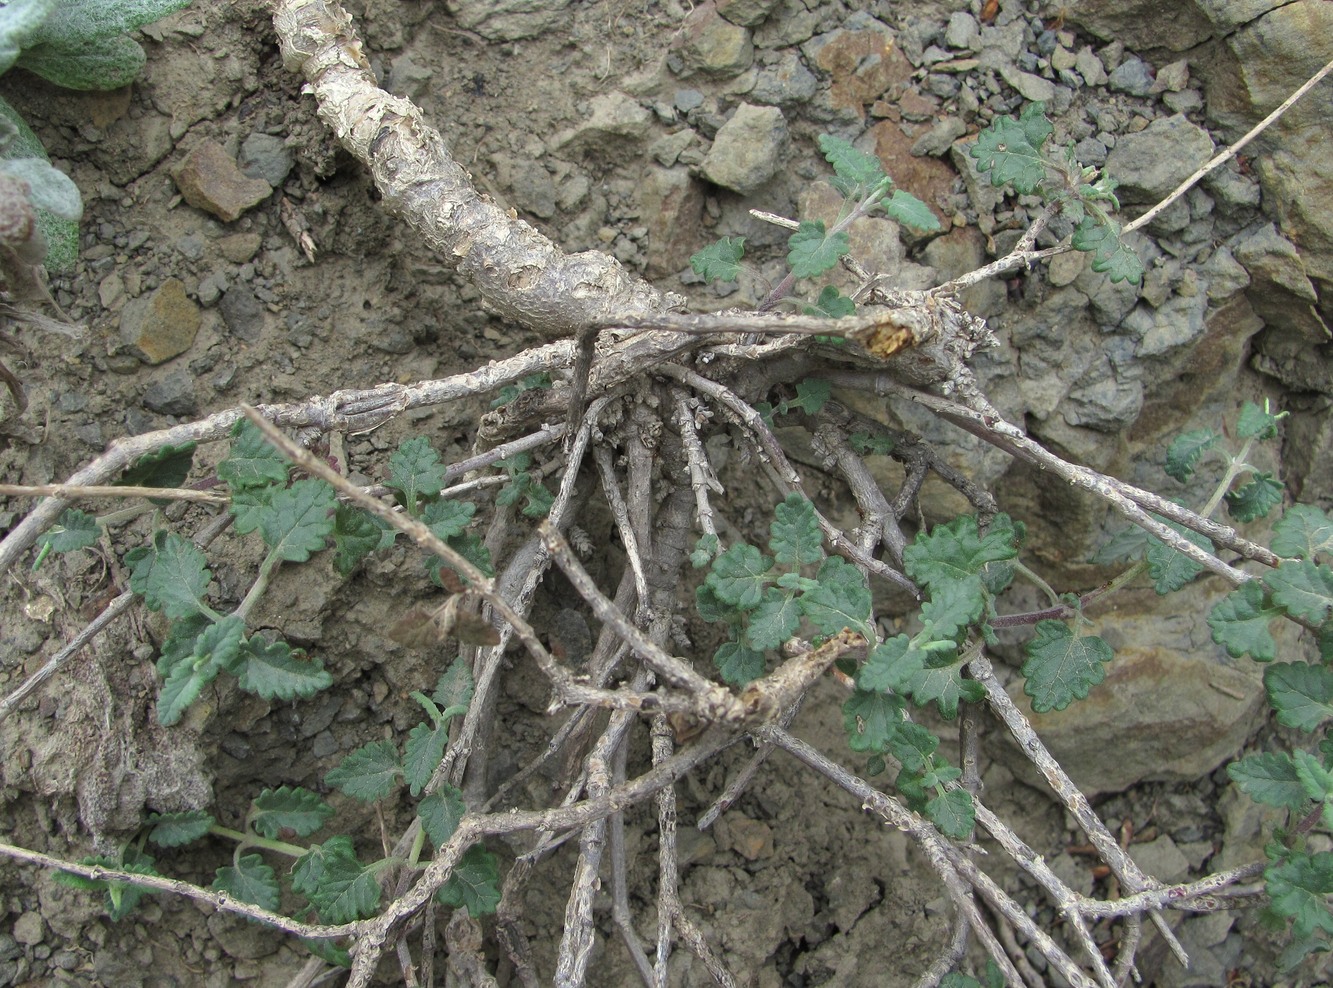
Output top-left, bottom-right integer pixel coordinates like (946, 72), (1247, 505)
(1208, 581), (1281, 661)
(30, 0), (191, 45)
(1265, 662), (1333, 733)
(213, 853), (279, 913)
(787, 220), (849, 280)
(0, 156), (81, 219)
(690, 236), (745, 283)
(326, 739), (401, 802)
(145, 810), (213, 848)
(404, 722), (447, 797)
(436, 846), (501, 917)
(36, 507), (99, 557)
(1022, 621), (1114, 712)
(237, 636), (333, 702)
(251, 786), (334, 839)
(1228, 752), (1308, 812)
(882, 189), (941, 232)
(1164, 429), (1220, 483)
(418, 785), (467, 848)
(1272, 505), (1333, 562)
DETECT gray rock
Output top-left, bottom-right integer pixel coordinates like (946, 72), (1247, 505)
(749, 51), (818, 105)
(1152, 58), (1190, 93)
(944, 12), (979, 50)
(1202, 245), (1251, 301)
(1108, 56), (1154, 96)
(386, 50), (433, 99)
(1194, 0), (1287, 32)
(1074, 45), (1107, 86)
(443, 0), (571, 41)
(1126, 292), (1209, 357)
(141, 369), (198, 416)
(700, 103), (788, 194)
(1105, 114), (1214, 203)
(1064, 355), (1143, 430)
(238, 132), (293, 188)
(1073, 136), (1107, 167)
(1060, 0), (1212, 51)
(1232, 222), (1319, 302)
(1131, 835), (1191, 883)
(638, 167), (704, 279)
(910, 116), (966, 157)
(649, 129), (695, 167)
(1162, 88), (1203, 114)
(672, 5), (754, 77)
(675, 89), (705, 112)
(550, 91), (652, 155)
(1000, 63), (1056, 102)
(977, 23), (1024, 60)
(219, 286), (266, 342)
(717, 0), (779, 27)
(12, 913), (43, 947)
(493, 155), (556, 219)
(752, 0), (818, 48)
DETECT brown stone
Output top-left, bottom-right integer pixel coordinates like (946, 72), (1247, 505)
(217, 232), (263, 264)
(172, 140), (272, 222)
(119, 278), (201, 365)
(639, 167), (705, 280)
(814, 29), (913, 117)
(868, 120), (958, 231)
(725, 815), (774, 861)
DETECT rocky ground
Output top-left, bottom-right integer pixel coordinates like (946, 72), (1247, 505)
(0, 0), (1329, 985)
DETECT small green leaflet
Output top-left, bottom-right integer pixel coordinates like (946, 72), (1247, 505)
(217, 418), (288, 491)
(250, 786), (334, 839)
(1164, 429), (1219, 483)
(1265, 559), (1333, 624)
(1237, 400), (1283, 440)
(387, 436), (446, 514)
(706, 543), (771, 610)
(117, 442), (196, 492)
(292, 836), (357, 897)
(436, 846), (501, 916)
(145, 810), (213, 848)
(695, 583), (736, 624)
(54, 849), (159, 922)
(36, 508), (100, 557)
(849, 431), (895, 456)
(799, 556), (871, 636)
(842, 688), (903, 753)
(404, 722), (448, 797)
(906, 659), (984, 719)
(433, 658), (475, 713)
(787, 220), (850, 279)
(238, 637), (333, 701)
(1207, 581), (1280, 661)
(1022, 621), (1114, 712)
(1272, 505), (1333, 562)
(904, 513), (1020, 590)
(858, 635), (925, 694)
(887, 721), (938, 772)
(301, 937), (352, 969)
(882, 189), (941, 232)
(968, 103), (1051, 195)
(307, 853), (382, 923)
(157, 616), (245, 725)
(1265, 663), (1333, 733)
(690, 236), (745, 283)
(326, 739), (402, 802)
(770, 493), (823, 566)
(744, 588), (802, 652)
(920, 578), (985, 642)
(817, 134), (886, 192)
(1145, 522), (1212, 595)
(927, 788), (975, 840)
(1228, 752), (1309, 812)
(1293, 750), (1333, 818)
(791, 378), (831, 414)
(126, 530), (213, 620)
(690, 533), (721, 569)
(1225, 472), (1283, 523)
(1071, 216), (1143, 285)
(490, 371), (552, 409)
(214, 854), (280, 913)
(714, 640), (765, 686)
(1265, 850), (1333, 940)
(419, 785), (467, 847)
(805, 284), (856, 318)
(258, 479), (337, 562)
(333, 505), (394, 575)
(1090, 525), (1150, 565)
(422, 499), (476, 541)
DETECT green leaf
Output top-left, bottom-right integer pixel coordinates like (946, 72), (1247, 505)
(404, 723), (448, 797)
(927, 787), (975, 839)
(429, 533), (494, 586)
(1228, 753), (1309, 812)
(418, 785), (467, 848)
(387, 436), (446, 514)
(968, 105), (1050, 194)
(695, 583), (736, 624)
(744, 587), (802, 652)
(0, 1), (61, 72)
(769, 493), (823, 566)
(858, 635), (926, 694)
(1022, 621), (1114, 712)
(31, 0), (192, 46)
(433, 659), (475, 714)
(145, 810), (213, 848)
(258, 479), (337, 562)
(1265, 663), (1333, 732)
(1293, 750), (1333, 809)
(1071, 216), (1143, 285)
(706, 543), (771, 611)
(154, 614), (210, 678)
(1145, 522), (1212, 595)
(333, 505), (394, 575)
(326, 739), (401, 802)
(690, 533), (721, 569)
(921, 578), (985, 642)
(436, 846), (501, 917)
(842, 688), (904, 752)
(1266, 851), (1333, 940)
(218, 418), (288, 491)
(307, 853), (382, 923)
(817, 133), (886, 192)
(887, 721), (939, 772)
(1164, 429), (1220, 483)
(422, 499), (475, 541)
(905, 658), (980, 719)
(214, 854), (280, 913)
(1266, 560), (1333, 624)
(714, 639), (765, 686)
(799, 556), (871, 636)
(292, 836), (356, 897)
(117, 442), (196, 492)
(787, 220), (850, 280)
(1272, 505), (1333, 562)
(904, 514), (1020, 591)
(251, 786), (334, 839)
(882, 189), (941, 231)
(805, 284), (856, 318)
(1208, 581), (1281, 661)
(1237, 400), (1283, 440)
(791, 378), (831, 415)
(127, 530), (212, 620)
(157, 616), (244, 725)
(17, 34), (147, 90)
(941, 974), (982, 988)
(229, 488), (272, 536)
(238, 637), (334, 701)
(1225, 472), (1283, 523)
(690, 236), (745, 282)
(36, 508), (100, 558)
